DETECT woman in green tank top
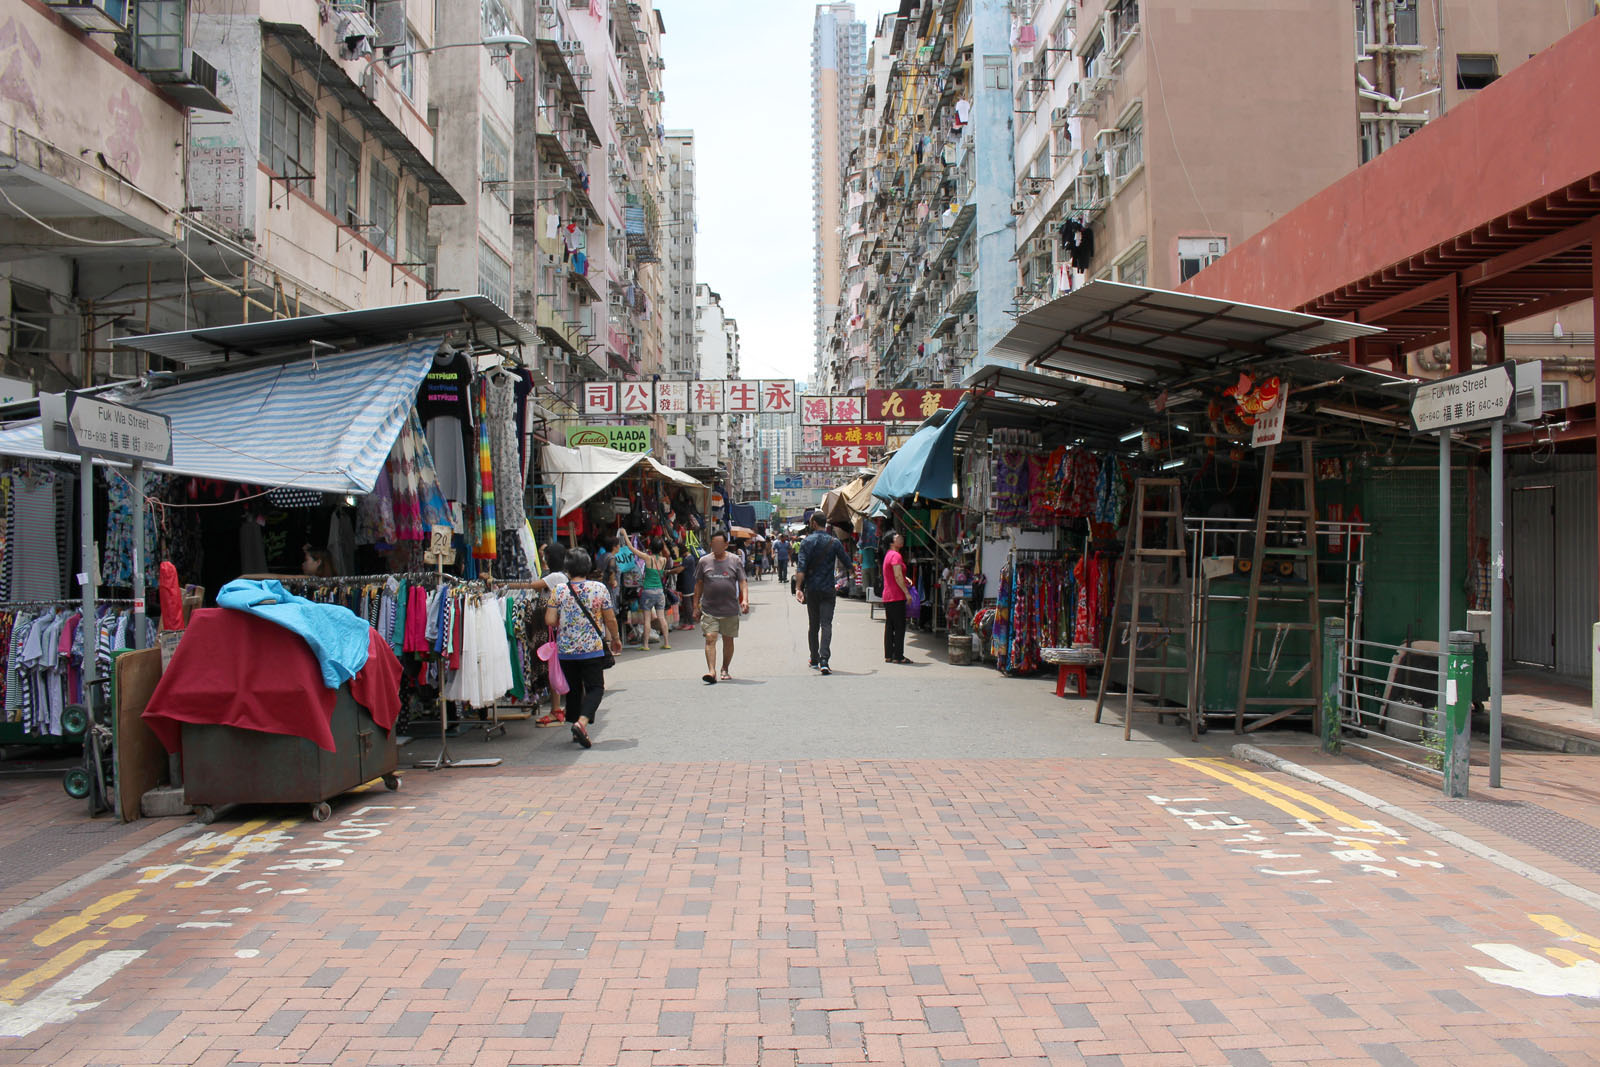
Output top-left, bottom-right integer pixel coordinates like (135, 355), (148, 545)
(633, 535), (672, 651)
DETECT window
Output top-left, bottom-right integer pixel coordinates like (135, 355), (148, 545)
(1178, 237), (1228, 282)
(405, 191), (428, 266)
(1081, 31), (1104, 80)
(982, 54), (1010, 91)
(482, 120), (510, 206)
(1358, 118), (1381, 164)
(1457, 53), (1499, 90)
(1110, 0), (1140, 51)
(1355, 0), (1369, 51)
(260, 65), (315, 191)
(1105, 105), (1143, 183)
(480, 0), (513, 40)
(479, 240), (512, 312)
(132, 0), (185, 71)
(1115, 245), (1147, 287)
(368, 160), (399, 256)
(396, 27), (420, 100)
(1049, 12), (1070, 66)
(1053, 121), (1073, 162)
(325, 122), (361, 225)
(1393, 0), (1419, 46)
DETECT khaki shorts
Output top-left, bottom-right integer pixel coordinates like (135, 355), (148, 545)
(700, 612), (740, 638)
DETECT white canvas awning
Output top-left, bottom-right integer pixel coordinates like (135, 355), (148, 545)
(541, 444), (709, 518)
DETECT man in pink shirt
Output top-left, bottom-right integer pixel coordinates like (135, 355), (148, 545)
(881, 532), (911, 664)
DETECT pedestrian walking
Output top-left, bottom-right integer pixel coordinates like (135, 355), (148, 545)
(775, 536), (791, 585)
(794, 512), (852, 675)
(544, 549), (621, 749)
(675, 540), (699, 630)
(530, 543), (570, 728)
(630, 535), (673, 651)
(691, 531), (748, 684)
(881, 531), (911, 664)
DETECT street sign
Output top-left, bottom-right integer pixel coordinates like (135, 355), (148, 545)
(1409, 365), (1514, 434)
(66, 394), (172, 464)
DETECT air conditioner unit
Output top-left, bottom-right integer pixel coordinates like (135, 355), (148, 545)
(560, 40), (583, 55)
(143, 48), (227, 112)
(44, 0), (128, 32)
(1010, 197), (1028, 215)
(1018, 61), (1036, 80)
(1051, 106), (1069, 124)
(1511, 360), (1544, 422)
(361, 66), (382, 102)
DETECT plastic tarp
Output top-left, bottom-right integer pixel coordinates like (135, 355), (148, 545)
(542, 444), (709, 518)
(871, 399), (970, 503)
(0, 338), (440, 493)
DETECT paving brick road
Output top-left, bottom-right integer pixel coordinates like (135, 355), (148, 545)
(2, 578), (1599, 1065)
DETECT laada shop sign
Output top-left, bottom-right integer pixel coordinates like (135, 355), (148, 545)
(567, 425), (651, 453)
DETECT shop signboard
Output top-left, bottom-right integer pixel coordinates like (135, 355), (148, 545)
(774, 475), (805, 489)
(866, 388), (966, 422)
(828, 445), (871, 467)
(1409, 365), (1513, 433)
(66, 393), (172, 464)
(820, 424), (886, 448)
(794, 452), (834, 472)
(1250, 383), (1289, 448)
(583, 379), (797, 416)
(566, 425), (652, 453)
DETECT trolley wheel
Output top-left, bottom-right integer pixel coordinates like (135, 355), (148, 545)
(382, 774), (401, 792)
(310, 802), (333, 822)
(61, 704), (90, 736)
(1196, 714), (1209, 735)
(63, 767), (91, 799)
(194, 804), (216, 825)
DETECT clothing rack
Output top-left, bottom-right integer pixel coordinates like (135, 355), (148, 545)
(0, 598), (141, 609)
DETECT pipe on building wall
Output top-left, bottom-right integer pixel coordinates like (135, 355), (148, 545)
(1434, 0), (1448, 115)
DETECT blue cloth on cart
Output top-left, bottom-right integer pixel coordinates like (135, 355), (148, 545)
(216, 579), (371, 688)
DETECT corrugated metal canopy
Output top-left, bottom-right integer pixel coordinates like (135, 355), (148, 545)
(989, 282), (1385, 388)
(111, 296), (534, 368)
(958, 366), (1155, 451)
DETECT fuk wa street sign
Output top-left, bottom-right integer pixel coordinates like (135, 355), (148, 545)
(1409, 365), (1514, 434)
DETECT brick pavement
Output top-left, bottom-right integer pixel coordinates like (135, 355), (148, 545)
(2, 756), (1599, 1066)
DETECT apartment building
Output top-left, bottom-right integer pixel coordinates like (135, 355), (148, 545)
(821, 0), (1018, 396)
(1011, 0), (1594, 312)
(663, 130), (701, 467)
(693, 282), (741, 489)
(811, 3), (867, 388)
(0, 0), (453, 392)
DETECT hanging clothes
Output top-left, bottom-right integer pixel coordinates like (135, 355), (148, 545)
(417, 347), (474, 503)
(472, 382), (497, 559)
(485, 370), (527, 540)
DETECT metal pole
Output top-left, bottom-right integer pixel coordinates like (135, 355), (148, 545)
(1489, 418), (1504, 787)
(1444, 630), (1474, 798)
(1439, 430), (1451, 740)
(130, 462), (145, 650)
(78, 454), (97, 697)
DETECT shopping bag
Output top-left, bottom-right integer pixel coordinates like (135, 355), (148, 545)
(537, 641), (569, 694)
(908, 583), (923, 616)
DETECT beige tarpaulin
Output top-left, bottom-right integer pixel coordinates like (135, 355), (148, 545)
(541, 444), (710, 518)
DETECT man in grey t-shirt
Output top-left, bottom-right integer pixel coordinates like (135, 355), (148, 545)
(691, 531), (748, 684)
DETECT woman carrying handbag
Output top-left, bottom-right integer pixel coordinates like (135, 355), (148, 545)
(545, 549), (622, 749)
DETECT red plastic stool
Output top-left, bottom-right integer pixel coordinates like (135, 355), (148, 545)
(1056, 663), (1089, 698)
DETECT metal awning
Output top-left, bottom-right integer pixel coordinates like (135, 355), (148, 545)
(0, 338), (442, 493)
(957, 365), (1158, 451)
(111, 295), (534, 369)
(989, 282), (1384, 389)
(263, 22), (465, 206)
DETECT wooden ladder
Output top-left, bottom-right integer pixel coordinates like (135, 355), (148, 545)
(1234, 439), (1323, 733)
(1094, 478), (1197, 741)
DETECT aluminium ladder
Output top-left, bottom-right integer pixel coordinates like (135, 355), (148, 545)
(1234, 439), (1323, 733)
(1094, 478), (1198, 741)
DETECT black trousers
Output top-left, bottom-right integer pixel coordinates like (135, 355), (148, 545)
(778, 560), (789, 582)
(563, 657), (606, 724)
(806, 593), (837, 663)
(884, 600), (907, 661)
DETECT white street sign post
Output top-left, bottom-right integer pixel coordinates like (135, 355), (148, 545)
(1408, 364), (1514, 434)
(66, 394), (173, 464)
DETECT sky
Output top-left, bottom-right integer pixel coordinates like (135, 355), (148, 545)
(660, 2), (899, 389)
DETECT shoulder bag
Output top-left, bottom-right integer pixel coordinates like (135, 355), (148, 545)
(570, 581), (616, 668)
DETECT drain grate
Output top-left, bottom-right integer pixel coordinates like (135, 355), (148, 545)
(0, 819), (148, 892)
(1433, 797), (1600, 875)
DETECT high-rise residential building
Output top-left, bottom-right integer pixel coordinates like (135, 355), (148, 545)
(823, 0), (1017, 394)
(663, 132), (697, 380)
(1010, 0), (1595, 313)
(692, 283), (741, 481)
(0, 1), (453, 389)
(811, 3), (867, 388)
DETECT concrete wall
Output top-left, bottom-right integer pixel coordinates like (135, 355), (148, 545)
(972, 0), (1018, 370)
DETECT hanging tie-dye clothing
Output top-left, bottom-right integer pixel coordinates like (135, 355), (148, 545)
(472, 383), (497, 559)
(991, 449), (1030, 526)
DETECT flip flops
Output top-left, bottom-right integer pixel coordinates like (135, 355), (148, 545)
(702, 674), (717, 685)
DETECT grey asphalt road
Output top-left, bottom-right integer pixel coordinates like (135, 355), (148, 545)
(406, 574), (1298, 767)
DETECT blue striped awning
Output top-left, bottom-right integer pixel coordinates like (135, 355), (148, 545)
(0, 338), (441, 493)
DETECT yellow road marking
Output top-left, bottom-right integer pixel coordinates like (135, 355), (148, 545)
(1530, 914), (1600, 955)
(1195, 760), (1389, 834)
(1545, 947), (1593, 967)
(33, 890), (140, 948)
(1169, 758), (1322, 822)
(0, 939), (107, 1004)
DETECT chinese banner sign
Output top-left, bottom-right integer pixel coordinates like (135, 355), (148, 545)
(620, 382), (653, 415)
(801, 396), (832, 425)
(801, 426), (822, 448)
(725, 380), (760, 414)
(830, 395), (863, 422)
(654, 380), (689, 414)
(760, 380), (796, 413)
(691, 380), (725, 413)
(866, 388), (966, 422)
(583, 382), (618, 415)
(828, 445), (871, 467)
(820, 424), (886, 447)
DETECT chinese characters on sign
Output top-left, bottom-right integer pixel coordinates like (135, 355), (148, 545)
(828, 445), (870, 467)
(1409, 365), (1514, 433)
(830, 396), (863, 422)
(793, 452), (834, 472)
(801, 426), (822, 449)
(865, 389), (966, 422)
(820, 424), (887, 448)
(801, 396), (832, 425)
(582, 380), (798, 416)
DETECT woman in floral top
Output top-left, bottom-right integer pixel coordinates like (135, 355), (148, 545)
(545, 549), (621, 749)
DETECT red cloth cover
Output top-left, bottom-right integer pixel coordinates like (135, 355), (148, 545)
(143, 609), (401, 753)
(159, 562), (185, 631)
